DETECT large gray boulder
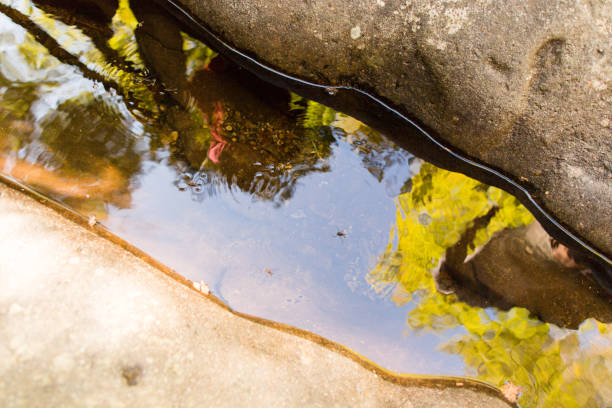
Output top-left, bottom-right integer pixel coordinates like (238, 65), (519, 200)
(164, 0), (611, 257)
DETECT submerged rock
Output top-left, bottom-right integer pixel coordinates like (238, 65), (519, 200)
(165, 0), (612, 257)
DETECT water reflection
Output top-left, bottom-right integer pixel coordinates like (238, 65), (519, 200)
(369, 162), (612, 406)
(438, 221), (612, 329)
(0, 0), (423, 372)
(0, 0), (339, 210)
(175, 68), (336, 204)
(0, 0), (610, 406)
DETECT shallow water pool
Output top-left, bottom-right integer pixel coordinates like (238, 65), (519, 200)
(0, 0), (611, 406)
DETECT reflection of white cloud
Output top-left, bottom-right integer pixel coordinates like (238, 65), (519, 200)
(0, 12), (92, 117)
(0, 5), (145, 137)
(6, 0), (92, 55)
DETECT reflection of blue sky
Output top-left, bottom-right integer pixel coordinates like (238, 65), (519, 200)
(0, 5), (522, 376)
(105, 136), (465, 374)
(3, 3), (611, 396)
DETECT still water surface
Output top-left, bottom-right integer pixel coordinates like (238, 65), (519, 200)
(0, 1), (611, 406)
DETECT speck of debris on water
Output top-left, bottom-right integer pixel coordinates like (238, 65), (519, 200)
(88, 215), (97, 227)
(418, 212), (432, 226)
(192, 281), (210, 295)
(265, 268), (273, 275)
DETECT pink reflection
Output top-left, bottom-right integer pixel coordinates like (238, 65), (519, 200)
(207, 102), (229, 163)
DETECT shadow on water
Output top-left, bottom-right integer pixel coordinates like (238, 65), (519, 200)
(0, 0), (611, 406)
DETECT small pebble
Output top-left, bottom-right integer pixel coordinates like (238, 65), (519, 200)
(121, 365), (143, 386)
(500, 381), (521, 403)
(192, 281), (210, 295)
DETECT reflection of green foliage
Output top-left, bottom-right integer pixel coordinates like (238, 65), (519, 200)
(368, 163), (612, 407)
(288, 92), (305, 111)
(5, 6), (612, 406)
(441, 313), (612, 407)
(108, 0), (144, 69)
(38, 92), (141, 177)
(290, 95), (410, 187)
(18, 31), (60, 70)
(0, 71), (38, 120)
(0, 71), (38, 152)
(17, 0), (159, 116)
(371, 162), (533, 298)
(301, 100), (337, 129)
(182, 33), (216, 77)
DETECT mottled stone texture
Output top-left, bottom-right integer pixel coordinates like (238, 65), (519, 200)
(173, 0), (611, 256)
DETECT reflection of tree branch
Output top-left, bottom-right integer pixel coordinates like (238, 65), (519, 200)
(32, 0), (141, 75)
(434, 206), (502, 303)
(445, 206), (500, 269)
(0, 2), (154, 116)
(0, 154), (130, 206)
(0, 4), (112, 88)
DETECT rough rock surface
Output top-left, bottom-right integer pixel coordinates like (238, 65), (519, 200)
(170, 0), (612, 256)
